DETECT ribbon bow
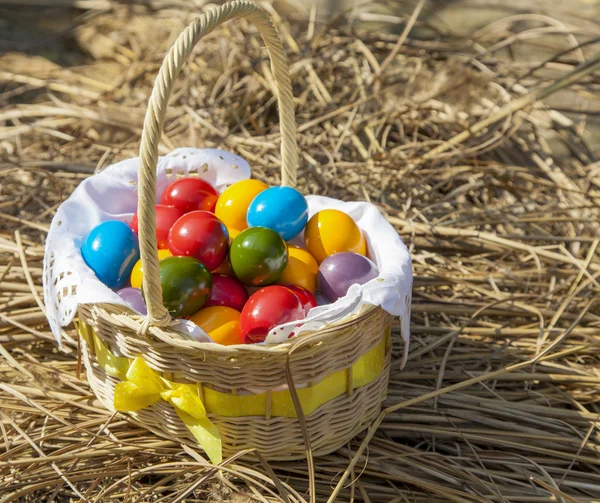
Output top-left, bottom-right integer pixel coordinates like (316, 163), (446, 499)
(114, 357), (222, 464)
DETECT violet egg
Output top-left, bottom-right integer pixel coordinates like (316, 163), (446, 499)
(116, 287), (147, 315)
(317, 252), (379, 302)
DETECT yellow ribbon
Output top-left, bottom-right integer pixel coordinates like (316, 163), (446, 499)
(113, 357), (222, 464)
(77, 323), (221, 464)
(78, 322), (389, 465)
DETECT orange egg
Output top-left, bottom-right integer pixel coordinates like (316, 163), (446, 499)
(215, 179), (268, 233)
(304, 209), (366, 263)
(189, 306), (242, 346)
(130, 249), (172, 288)
(277, 245), (318, 293)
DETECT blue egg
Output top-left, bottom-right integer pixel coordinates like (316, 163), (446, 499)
(81, 220), (140, 289)
(247, 187), (308, 241)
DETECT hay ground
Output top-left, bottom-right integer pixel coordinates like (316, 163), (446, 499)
(1, 0), (600, 501)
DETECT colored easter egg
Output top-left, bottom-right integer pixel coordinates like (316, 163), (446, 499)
(304, 209), (366, 264)
(81, 220), (140, 289)
(129, 205), (182, 249)
(227, 227), (240, 243)
(240, 286), (305, 344)
(168, 211), (229, 271)
(156, 256), (212, 317)
(317, 252), (379, 302)
(116, 287), (147, 315)
(277, 245), (318, 293)
(247, 186), (308, 241)
(285, 285), (317, 314)
(229, 227), (288, 286)
(130, 249), (172, 289)
(215, 179), (268, 233)
(189, 306), (242, 346)
(160, 177), (219, 214)
(205, 274), (249, 311)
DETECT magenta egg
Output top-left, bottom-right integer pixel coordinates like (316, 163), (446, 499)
(205, 273), (249, 311)
(286, 285), (317, 314)
(116, 287), (147, 314)
(317, 252), (379, 302)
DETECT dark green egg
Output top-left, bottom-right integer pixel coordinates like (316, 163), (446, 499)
(149, 256), (212, 317)
(230, 227), (288, 286)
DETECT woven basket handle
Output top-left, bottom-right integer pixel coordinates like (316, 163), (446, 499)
(136, 0), (298, 330)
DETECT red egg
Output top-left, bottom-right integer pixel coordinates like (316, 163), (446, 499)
(168, 211), (229, 271)
(205, 274), (249, 311)
(160, 177), (219, 214)
(241, 286), (305, 344)
(130, 204), (182, 249)
(285, 285), (317, 314)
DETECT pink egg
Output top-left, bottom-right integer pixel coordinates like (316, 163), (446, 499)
(205, 274), (249, 311)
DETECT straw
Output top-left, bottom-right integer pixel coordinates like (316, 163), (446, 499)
(1, 0), (600, 501)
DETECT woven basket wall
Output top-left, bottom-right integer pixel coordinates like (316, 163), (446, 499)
(79, 306), (392, 459)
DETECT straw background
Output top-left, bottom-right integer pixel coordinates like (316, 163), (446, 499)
(1, 0), (600, 501)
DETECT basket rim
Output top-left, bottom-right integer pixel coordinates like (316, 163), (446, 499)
(79, 302), (386, 355)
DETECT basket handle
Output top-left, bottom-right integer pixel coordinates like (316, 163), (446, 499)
(136, 0), (298, 331)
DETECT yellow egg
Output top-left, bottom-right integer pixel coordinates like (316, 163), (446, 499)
(215, 179), (268, 233)
(304, 209), (366, 264)
(277, 245), (318, 293)
(227, 227), (240, 244)
(130, 249), (172, 288)
(189, 306), (242, 346)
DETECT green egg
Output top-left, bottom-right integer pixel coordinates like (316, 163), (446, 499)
(146, 256), (212, 317)
(230, 227), (288, 286)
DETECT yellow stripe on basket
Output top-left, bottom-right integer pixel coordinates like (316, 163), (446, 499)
(79, 323), (388, 419)
(77, 321), (129, 379)
(203, 338), (387, 417)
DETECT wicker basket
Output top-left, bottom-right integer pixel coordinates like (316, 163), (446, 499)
(75, 0), (394, 462)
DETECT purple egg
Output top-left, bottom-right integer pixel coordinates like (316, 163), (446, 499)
(317, 252), (379, 302)
(116, 287), (147, 315)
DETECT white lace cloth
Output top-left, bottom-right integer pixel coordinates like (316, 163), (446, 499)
(43, 148), (412, 351)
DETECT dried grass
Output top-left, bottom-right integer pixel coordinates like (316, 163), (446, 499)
(1, 0), (600, 501)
